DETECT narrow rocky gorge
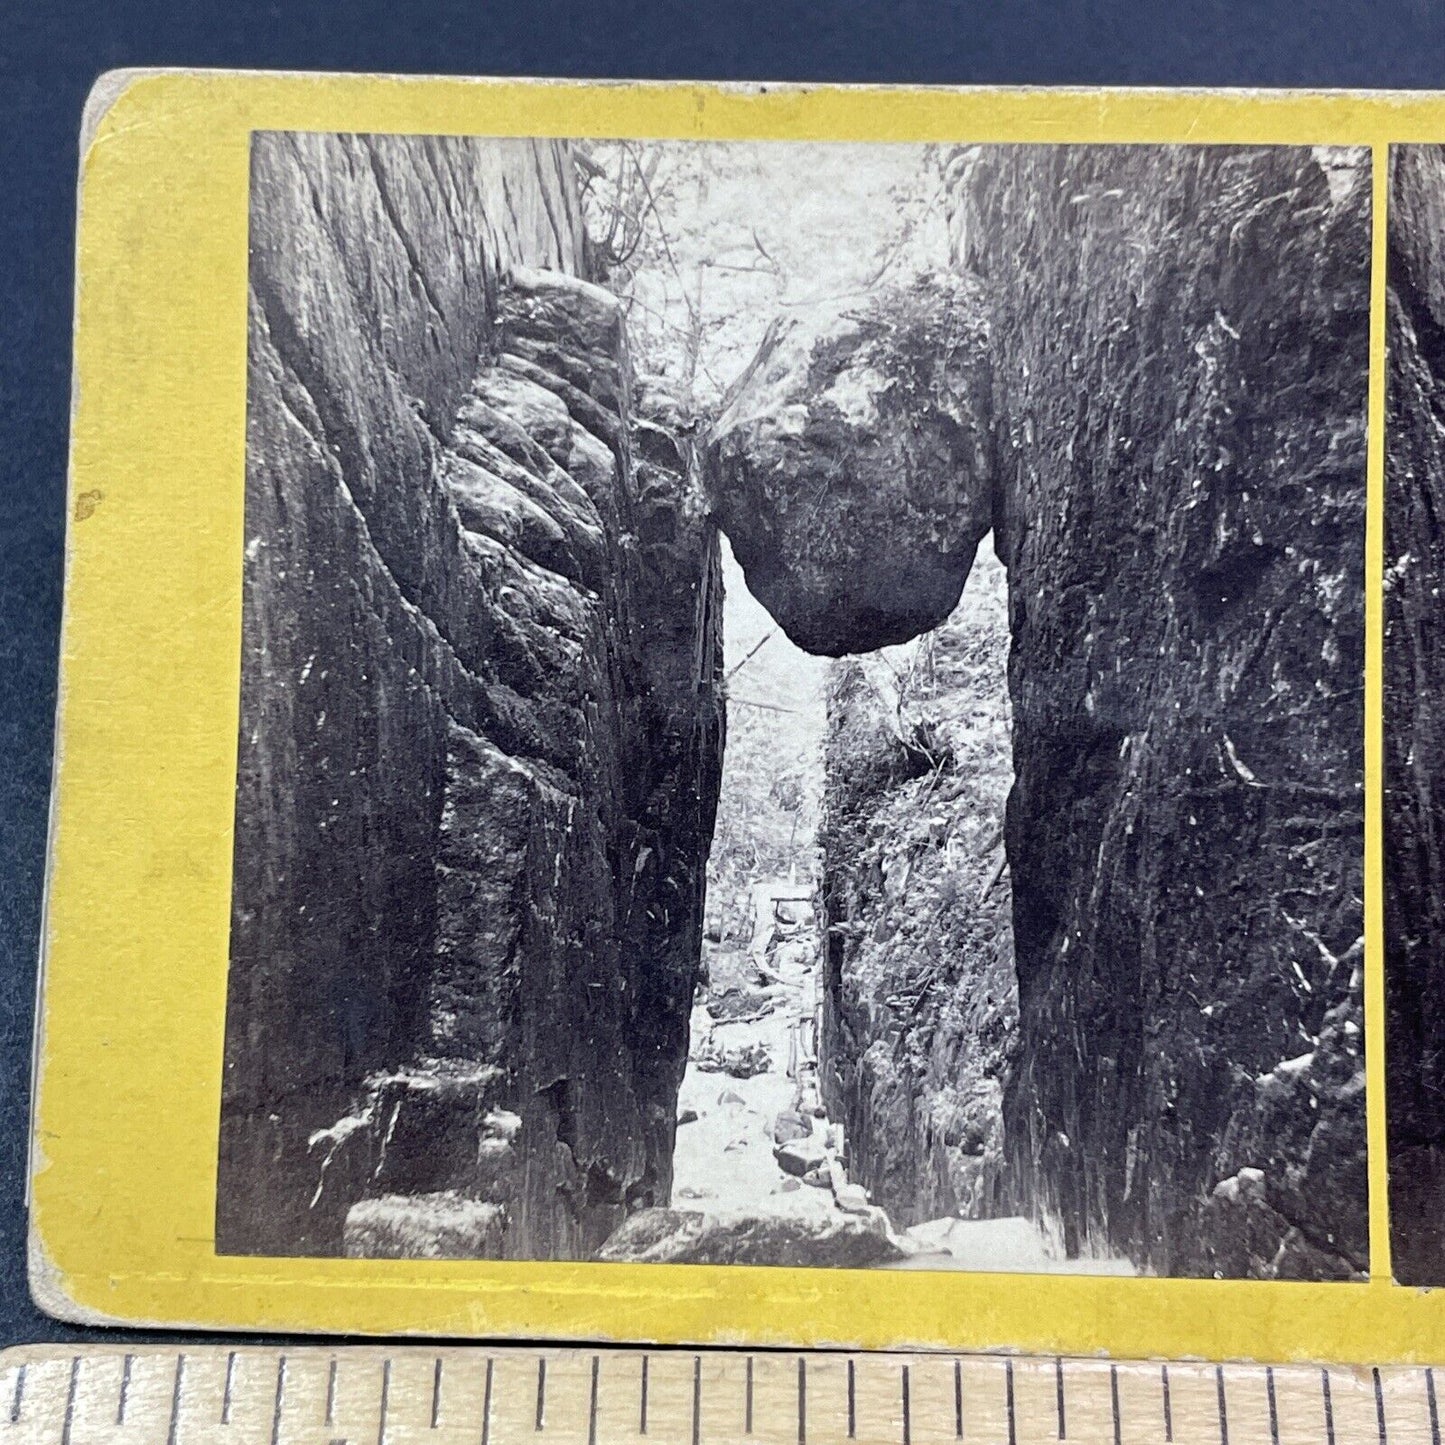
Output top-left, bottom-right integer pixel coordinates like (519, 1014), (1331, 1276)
(222, 136), (1369, 1279)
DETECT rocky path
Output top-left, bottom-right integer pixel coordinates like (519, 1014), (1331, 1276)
(671, 937), (844, 1223)
(601, 887), (1136, 1275)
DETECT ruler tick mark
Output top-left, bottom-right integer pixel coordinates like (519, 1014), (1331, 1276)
(1055, 1357), (1066, 1440)
(535, 1358), (546, 1432)
(1267, 1366), (1279, 1445)
(1217, 1364), (1229, 1445)
(1428, 1367), (1440, 1445)
(846, 1360), (855, 1440)
(1110, 1365), (1121, 1445)
(431, 1358), (443, 1429)
(1323, 1369), (1336, 1445)
(1162, 1364), (1173, 1443)
(745, 1357), (753, 1436)
(166, 1357), (186, 1445)
(692, 1356), (701, 1445)
(797, 1356), (806, 1445)
(481, 1359), (493, 1445)
(377, 1360), (391, 1445)
(640, 1355), (649, 1435)
(903, 1364), (912, 1445)
(118, 1354), (134, 1426)
(9, 1365), (24, 1425)
(1006, 1360), (1016, 1445)
(325, 1359), (338, 1429)
(60, 1358), (80, 1445)
(1374, 1366), (1388, 1445)
(271, 1357), (288, 1445)
(954, 1359), (963, 1440)
(222, 1351), (237, 1425)
(588, 1357), (599, 1445)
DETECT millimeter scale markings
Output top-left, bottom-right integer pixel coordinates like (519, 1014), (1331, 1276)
(0, 1346), (1439, 1445)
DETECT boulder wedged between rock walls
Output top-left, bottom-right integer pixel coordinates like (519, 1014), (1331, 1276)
(596, 1207), (906, 1267)
(710, 146), (1368, 1277)
(705, 270), (994, 656)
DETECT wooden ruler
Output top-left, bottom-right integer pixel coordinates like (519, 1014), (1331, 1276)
(0, 1346), (1439, 1445)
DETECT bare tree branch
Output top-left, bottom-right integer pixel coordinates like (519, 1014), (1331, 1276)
(724, 630), (776, 684)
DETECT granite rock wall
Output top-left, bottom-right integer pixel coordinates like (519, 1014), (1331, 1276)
(217, 133), (723, 1259)
(1384, 144), (1445, 1286)
(968, 145), (1369, 1278)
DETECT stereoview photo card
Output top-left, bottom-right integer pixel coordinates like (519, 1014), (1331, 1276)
(58, 79), (1445, 1355)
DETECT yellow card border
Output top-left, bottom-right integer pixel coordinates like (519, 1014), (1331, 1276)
(30, 69), (1440, 1358)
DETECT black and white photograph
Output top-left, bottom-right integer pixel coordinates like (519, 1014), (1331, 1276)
(1385, 144), (1445, 1287)
(217, 133), (1369, 1279)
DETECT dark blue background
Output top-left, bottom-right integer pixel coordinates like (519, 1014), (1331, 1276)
(2, 0), (1442, 1349)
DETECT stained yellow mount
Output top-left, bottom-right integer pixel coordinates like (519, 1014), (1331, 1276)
(0, 1347), (1436, 1445)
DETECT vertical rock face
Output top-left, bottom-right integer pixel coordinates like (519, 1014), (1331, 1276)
(818, 546), (1017, 1228)
(957, 146), (1369, 1276)
(708, 145), (1368, 1276)
(1385, 146), (1445, 1285)
(218, 134), (723, 1258)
